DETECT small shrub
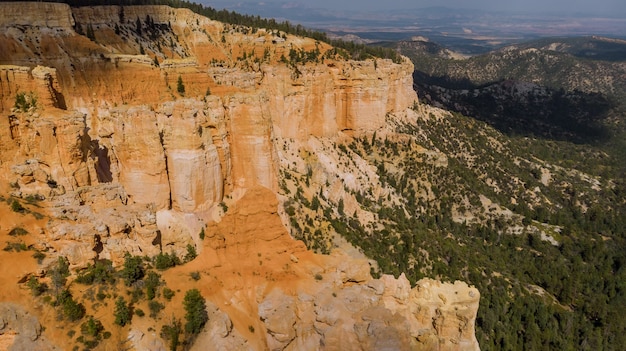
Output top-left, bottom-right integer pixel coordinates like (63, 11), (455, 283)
(4, 242), (28, 252)
(32, 251), (46, 264)
(24, 194), (44, 203)
(10, 199), (25, 213)
(144, 271), (161, 300)
(314, 273), (323, 281)
(9, 227), (28, 236)
(199, 227), (205, 240)
(135, 308), (145, 317)
(160, 319), (181, 351)
(80, 316), (103, 337)
(162, 287), (175, 301)
(130, 287), (145, 303)
(148, 300), (164, 318)
(190, 271), (201, 281)
(14, 92), (37, 112)
(50, 257), (70, 291)
(177, 75), (185, 95)
(27, 276), (48, 296)
(57, 290), (85, 322)
(184, 244), (197, 262)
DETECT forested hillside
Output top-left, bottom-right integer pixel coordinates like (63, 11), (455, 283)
(281, 103), (626, 350)
(350, 36), (626, 350)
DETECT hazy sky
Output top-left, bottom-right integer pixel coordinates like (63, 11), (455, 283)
(206, 0), (626, 15)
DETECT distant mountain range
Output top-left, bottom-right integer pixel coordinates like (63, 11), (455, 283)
(206, 2), (626, 53)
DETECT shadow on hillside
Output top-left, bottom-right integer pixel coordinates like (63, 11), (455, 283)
(413, 71), (615, 144)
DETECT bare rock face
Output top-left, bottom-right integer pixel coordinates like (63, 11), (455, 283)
(108, 106), (171, 209)
(159, 99), (225, 212)
(0, 303), (59, 351)
(189, 301), (249, 351)
(254, 275), (480, 351)
(0, 2), (73, 29)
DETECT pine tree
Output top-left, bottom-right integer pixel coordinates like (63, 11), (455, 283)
(114, 297), (131, 326)
(177, 75), (185, 95)
(135, 17), (142, 35)
(183, 289), (208, 334)
(121, 253), (144, 286)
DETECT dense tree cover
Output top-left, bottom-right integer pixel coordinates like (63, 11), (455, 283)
(0, 0), (402, 62)
(343, 114), (626, 350)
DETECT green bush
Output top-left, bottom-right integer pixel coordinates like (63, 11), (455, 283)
(3, 242), (28, 252)
(75, 260), (115, 285)
(190, 271), (201, 281)
(184, 244), (197, 262)
(199, 227), (205, 240)
(183, 289), (208, 334)
(154, 252), (180, 270)
(163, 287), (175, 301)
(160, 319), (181, 351)
(50, 257), (70, 291)
(8, 227), (28, 236)
(121, 253), (144, 286)
(80, 316), (103, 337)
(32, 251), (46, 264)
(14, 92), (37, 112)
(9, 199), (25, 213)
(26, 276), (48, 296)
(148, 300), (164, 318)
(144, 271), (161, 300)
(56, 290), (85, 322)
(177, 75), (185, 95)
(114, 297), (131, 326)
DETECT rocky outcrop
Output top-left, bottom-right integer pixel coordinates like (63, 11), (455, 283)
(0, 303), (59, 351)
(253, 273), (480, 351)
(190, 301), (249, 351)
(0, 2), (73, 29)
(179, 186), (480, 351)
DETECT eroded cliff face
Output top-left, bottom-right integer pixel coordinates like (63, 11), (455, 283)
(0, 3), (479, 351)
